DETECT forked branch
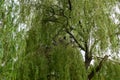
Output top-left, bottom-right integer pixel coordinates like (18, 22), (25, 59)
(88, 55), (108, 80)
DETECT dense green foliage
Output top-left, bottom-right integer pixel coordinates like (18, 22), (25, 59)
(0, 0), (120, 80)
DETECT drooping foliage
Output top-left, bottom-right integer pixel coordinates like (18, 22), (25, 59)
(0, 0), (26, 79)
(0, 0), (120, 80)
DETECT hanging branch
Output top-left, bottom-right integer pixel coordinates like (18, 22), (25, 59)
(88, 55), (108, 80)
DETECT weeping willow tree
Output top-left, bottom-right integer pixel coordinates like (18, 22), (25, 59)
(0, 0), (120, 80)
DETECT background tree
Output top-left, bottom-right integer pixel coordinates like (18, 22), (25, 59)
(0, 0), (120, 80)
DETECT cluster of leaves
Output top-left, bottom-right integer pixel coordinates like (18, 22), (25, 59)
(0, 0), (120, 80)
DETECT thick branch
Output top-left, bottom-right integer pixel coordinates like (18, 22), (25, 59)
(88, 55), (108, 80)
(65, 30), (85, 51)
(85, 56), (92, 70)
(68, 0), (72, 11)
(85, 41), (93, 70)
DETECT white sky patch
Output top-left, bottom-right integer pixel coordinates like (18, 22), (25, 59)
(80, 50), (85, 61)
(13, 56), (18, 62)
(114, 4), (120, 14)
(0, 21), (2, 27)
(18, 23), (27, 32)
(14, 0), (19, 5)
(110, 3), (120, 24)
(118, 53), (120, 59)
(110, 3), (120, 60)
(90, 59), (95, 65)
(110, 14), (119, 24)
(1, 62), (5, 67)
